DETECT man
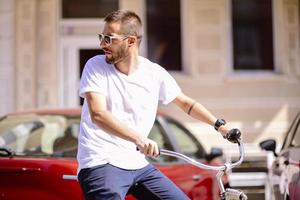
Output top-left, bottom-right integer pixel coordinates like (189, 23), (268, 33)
(77, 10), (241, 200)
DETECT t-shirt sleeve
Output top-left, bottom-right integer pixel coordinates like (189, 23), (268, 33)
(158, 67), (181, 105)
(79, 57), (107, 98)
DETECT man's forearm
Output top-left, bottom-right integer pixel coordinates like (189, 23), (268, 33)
(188, 102), (217, 126)
(173, 93), (217, 126)
(90, 110), (141, 144)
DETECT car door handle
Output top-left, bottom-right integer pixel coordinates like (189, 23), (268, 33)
(0, 167), (41, 173)
(62, 174), (78, 181)
(192, 174), (201, 181)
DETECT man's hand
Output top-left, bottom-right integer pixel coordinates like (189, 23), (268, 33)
(135, 137), (159, 158)
(218, 125), (241, 143)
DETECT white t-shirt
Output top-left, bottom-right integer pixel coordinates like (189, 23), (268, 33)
(77, 55), (181, 170)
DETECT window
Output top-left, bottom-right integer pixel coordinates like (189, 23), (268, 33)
(62, 0), (118, 18)
(166, 119), (206, 159)
(148, 121), (176, 163)
(291, 117), (300, 147)
(53, 122), (79, 157)
(232, 0), (274, 70)
(146, 0), (182, 71)
(0, 114), (80, 157)
(0, 119), (44, 153)
(282, 113), (300, 149)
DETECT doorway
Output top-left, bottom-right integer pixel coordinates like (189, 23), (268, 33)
(79, 49), (104, 105)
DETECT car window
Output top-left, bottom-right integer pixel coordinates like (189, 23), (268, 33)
(148, 121), (177, 163)
(0, 114), (79, 157)
(291, 119), (300, 147)
(282, 113), (300, 149)
(166, 118), (206, 159)
(52, 121), (79, 157)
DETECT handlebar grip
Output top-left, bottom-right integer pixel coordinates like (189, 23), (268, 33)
(225, 128), (242, 143)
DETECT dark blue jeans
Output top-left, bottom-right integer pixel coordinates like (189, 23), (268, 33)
(78, 163), (190, 200)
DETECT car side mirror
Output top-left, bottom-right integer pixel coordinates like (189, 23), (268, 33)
(206, 147), (223, 162)
(259, 139), (277, 157)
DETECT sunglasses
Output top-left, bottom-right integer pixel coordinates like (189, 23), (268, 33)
(98, 34), (129, 45)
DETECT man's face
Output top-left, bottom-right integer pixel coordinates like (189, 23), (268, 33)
(100, 22), (129, 64)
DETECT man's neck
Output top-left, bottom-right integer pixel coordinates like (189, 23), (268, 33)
(115, 51), (139, 75)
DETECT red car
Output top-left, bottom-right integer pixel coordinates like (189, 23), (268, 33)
(0, 109), (225, 200)
(260, 112), (300, 200)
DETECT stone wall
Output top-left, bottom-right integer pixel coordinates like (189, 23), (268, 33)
(0, 0), (15, 116)
(15, 0), (58, 111)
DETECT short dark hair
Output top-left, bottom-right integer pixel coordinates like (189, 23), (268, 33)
(104, 10), (143, 40)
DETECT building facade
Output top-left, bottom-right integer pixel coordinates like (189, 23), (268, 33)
(0, 0), (299, 147)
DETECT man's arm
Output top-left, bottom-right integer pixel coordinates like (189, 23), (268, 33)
(84, 92), (159, 157)
(172, 92), (230, 137)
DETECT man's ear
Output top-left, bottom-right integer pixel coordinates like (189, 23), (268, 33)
(128, 37), (136, 47)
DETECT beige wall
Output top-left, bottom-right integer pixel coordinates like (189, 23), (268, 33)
(1, 0), (299, 147)
(0, 0), (15, 115)
(14, 0), (59, 111)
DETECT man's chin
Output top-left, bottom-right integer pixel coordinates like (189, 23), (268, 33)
(105, 57), (114, 64)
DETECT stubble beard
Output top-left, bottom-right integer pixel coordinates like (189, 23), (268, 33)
(105, 43), (128, 64)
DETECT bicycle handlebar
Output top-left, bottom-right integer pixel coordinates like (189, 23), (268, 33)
(159, 139), (244, 172)
(159, 140), (247, 200)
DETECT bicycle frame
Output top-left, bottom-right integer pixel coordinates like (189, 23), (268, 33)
(159, 140), (247, 200)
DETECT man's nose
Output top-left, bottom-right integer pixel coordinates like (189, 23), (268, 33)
(100, 40), (109, 48)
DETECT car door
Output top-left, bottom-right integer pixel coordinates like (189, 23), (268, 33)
(0, 155), (82, 200)
(0, 115), (83, 200)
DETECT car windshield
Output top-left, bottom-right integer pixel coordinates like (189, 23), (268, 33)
(0, 114), (79, 157)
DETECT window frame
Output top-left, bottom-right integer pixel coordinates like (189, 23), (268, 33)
(148, 119), (179, 164)
(158, 115), (207, 160)
(282, 113), (300, 150)
(225, 0), (285, 81)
